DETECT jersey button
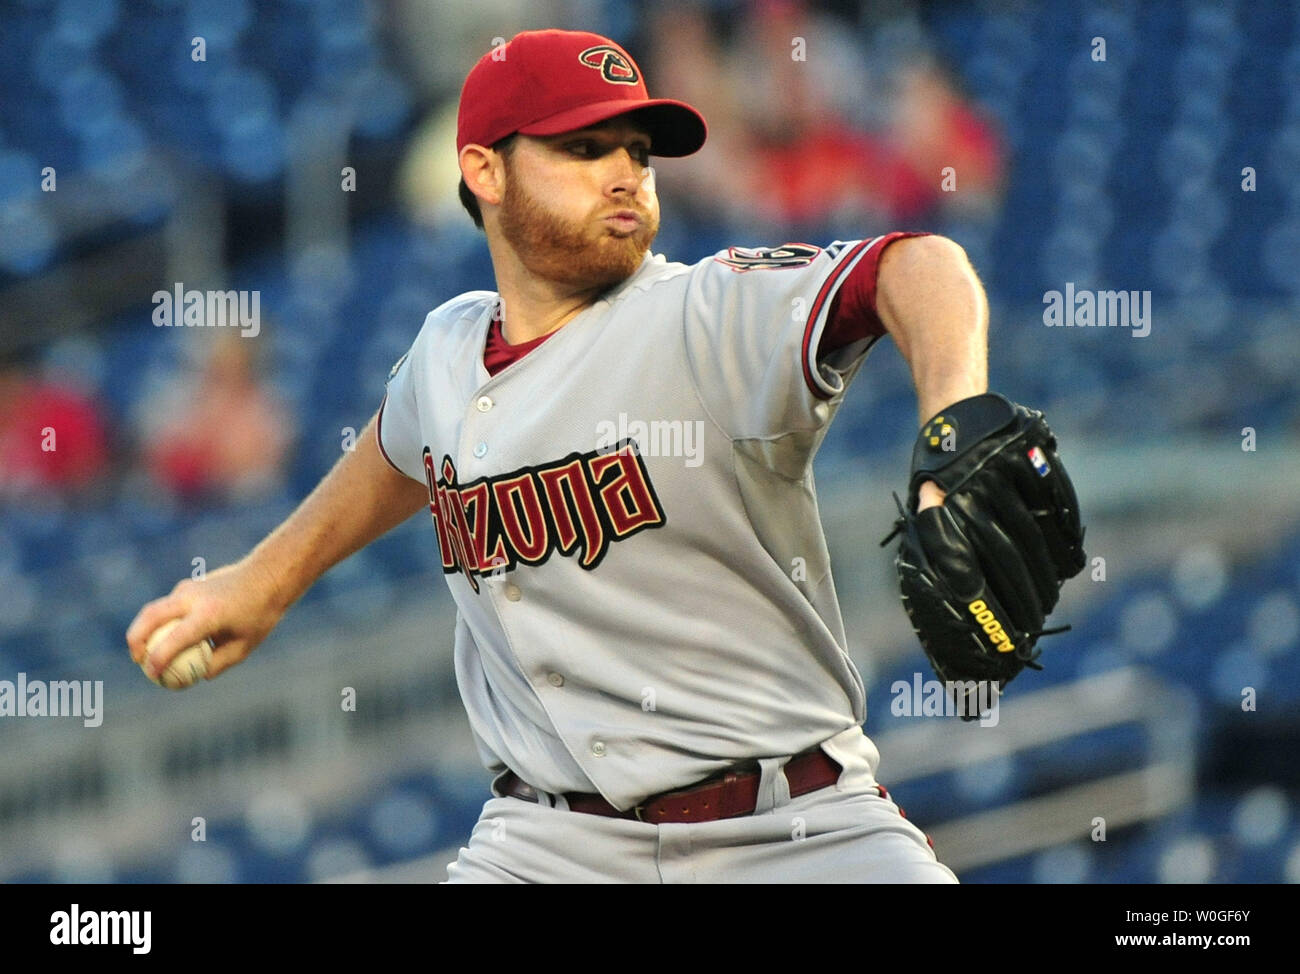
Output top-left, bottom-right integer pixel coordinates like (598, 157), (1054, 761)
(473, 442), (488, 458)
(504, 583), (521, 601)
(591, 740), (606, 757)
(547, 672), (564, 687)
(475, 396), (493, 412)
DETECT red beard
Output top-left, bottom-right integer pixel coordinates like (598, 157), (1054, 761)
(498, 175), (658, 291)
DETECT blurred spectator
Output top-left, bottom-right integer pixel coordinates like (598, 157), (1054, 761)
(136, 333), (294, 503)
(640, 2), (754, 222)
(0, 349), (109, 498)
(888, 58), (1005, 217)
(646, 1), (1004, 233)
(729, 0), (935, 229)
(397, 101), (465, 228)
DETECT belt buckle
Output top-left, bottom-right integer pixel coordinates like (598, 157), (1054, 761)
(633, 803), (648, 822)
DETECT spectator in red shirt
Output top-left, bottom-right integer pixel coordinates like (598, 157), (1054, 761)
(0, 350), (109, 498)
(890, 60), (1005, 217)
(138, 334), (294, 502)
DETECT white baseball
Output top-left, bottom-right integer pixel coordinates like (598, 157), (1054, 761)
(143, 619), (214, 690)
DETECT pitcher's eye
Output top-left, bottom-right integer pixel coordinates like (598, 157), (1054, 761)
(563, 138), (650, 166)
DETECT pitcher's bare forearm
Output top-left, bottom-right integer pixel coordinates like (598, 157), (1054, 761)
(247, 410), (429, 612)
(875, 235), (989, 511)
(127, 409), (428, 675)
(875, 234), (989, 424)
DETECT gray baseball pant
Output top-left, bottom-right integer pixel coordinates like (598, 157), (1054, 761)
(443, 725), (959, 884)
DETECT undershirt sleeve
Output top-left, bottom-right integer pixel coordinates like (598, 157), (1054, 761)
(819, 231), (933, 357)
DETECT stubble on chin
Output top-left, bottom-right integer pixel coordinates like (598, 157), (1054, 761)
(499, 178), (657, 291)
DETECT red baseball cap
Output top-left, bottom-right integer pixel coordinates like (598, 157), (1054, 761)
(457, 29), (708, 158)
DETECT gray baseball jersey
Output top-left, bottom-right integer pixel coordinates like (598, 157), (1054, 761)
(378, 236), (891, 811)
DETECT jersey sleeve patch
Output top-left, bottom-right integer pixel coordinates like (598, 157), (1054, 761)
(712, 243), (822, 272)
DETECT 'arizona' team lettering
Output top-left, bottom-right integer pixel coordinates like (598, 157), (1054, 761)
(422, 439), (666, 590)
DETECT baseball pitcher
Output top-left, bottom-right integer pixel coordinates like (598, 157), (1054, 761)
(128, 29), (1085, 884)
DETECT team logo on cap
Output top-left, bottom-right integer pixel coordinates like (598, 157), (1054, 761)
(579, 45), (640, 85)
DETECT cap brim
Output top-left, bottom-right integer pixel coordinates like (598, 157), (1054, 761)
(517, 98), (708, 157)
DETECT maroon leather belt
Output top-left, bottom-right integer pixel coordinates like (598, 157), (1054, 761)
(498, 749), (842, 824)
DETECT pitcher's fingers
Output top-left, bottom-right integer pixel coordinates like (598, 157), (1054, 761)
(206, 639), (247, 679)
(126, 594), (188, 662)
(143, 615), (214, 678)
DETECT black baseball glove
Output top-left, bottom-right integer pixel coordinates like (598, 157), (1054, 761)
(881, 393), (1087, 720)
